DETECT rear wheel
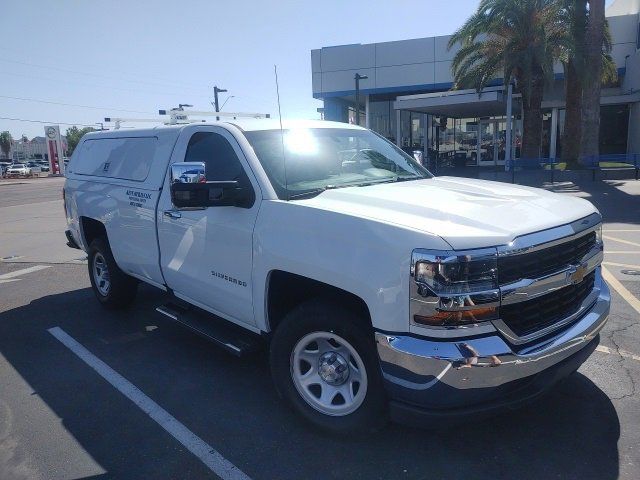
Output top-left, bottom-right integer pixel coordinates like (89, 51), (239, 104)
(270, 300), (387, 433)
(88, 238), (137, 309)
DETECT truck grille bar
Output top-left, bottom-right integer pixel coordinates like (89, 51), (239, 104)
(498, 231), (596, 285)
(500, 271), (596, 337)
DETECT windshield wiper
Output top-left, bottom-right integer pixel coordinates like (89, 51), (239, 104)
(288, 188), (327, 200)
(394, 176), (423, 183)
(287, 178), (422, 200)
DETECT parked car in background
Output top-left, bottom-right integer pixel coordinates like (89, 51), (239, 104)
(26, 162), (43, 175)
(37, 161), (50, 172)
(6, 162), (42, 177)
(0, 161), (12, 177)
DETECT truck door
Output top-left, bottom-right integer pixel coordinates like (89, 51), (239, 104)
(157, 125), (261, 328)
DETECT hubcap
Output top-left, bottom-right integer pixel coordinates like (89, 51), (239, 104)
(318, 351), (350, 385)
(92, 253), (111, 296)
(290, 331), (368, 416)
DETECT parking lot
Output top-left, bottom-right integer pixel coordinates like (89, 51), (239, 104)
(1, 176), (639, 480)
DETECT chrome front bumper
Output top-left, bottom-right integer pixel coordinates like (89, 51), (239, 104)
(376, 270), (610, 414)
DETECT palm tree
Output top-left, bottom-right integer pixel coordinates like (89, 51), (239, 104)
(0, 131), (12, 160)
(556, 0), (587, 167)
(581, 0), (607, 159)
(556, 0), (616, 168)
(448, 0), (562, 158)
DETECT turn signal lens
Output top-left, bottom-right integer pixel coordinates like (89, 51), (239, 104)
(414, 307), (498, 326)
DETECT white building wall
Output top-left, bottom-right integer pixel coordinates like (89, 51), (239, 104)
(607, 0), (640, 16)
(311, 35), (459, 96)
(312, 9), (639, 98)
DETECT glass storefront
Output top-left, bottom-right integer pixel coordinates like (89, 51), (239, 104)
(545, 104), (629, 159)
(368, 100), (396, 142)
(600, 104), (629, 155)
(398, 110), (424, 150)
(365, 100), (629, 167)
(422, 115), (522, 167)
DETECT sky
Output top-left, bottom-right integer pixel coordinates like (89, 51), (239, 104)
(0, 0), (617, 138)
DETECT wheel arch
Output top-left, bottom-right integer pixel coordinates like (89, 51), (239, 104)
(80, 216), (108, 249)
(265, 270), (373, 334)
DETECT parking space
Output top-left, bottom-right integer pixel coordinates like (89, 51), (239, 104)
(1, 179), (639, 480)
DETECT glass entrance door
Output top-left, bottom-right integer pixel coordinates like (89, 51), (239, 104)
(478, 121), (497, 167)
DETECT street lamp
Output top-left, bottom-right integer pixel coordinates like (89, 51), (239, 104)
(354, 73), (368, 126)
(213, 86), (227, 120)
(219, 95), (235, 111)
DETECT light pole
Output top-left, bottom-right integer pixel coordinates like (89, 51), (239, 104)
(219, 95), (235, 111)
(354, 73), (367, 126)
(213, 86), (227, 120)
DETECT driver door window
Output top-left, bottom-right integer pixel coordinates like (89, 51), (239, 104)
(184, 132), (250, 186)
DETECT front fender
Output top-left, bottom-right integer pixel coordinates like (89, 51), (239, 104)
(252, 200), (451, 332)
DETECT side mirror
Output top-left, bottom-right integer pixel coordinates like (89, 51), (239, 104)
(169, 162), (252, 208)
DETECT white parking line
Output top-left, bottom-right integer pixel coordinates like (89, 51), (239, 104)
(596, 345), (640, 362)
(603, 261), (640, 270)
(601, 266), (640, 316)
(603, 235), (640, 248)
(0, 265), (50, 283)
(47, 327), (251, 480)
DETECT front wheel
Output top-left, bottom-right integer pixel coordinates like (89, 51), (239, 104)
(270, 300), (388, 433)
(88, 238), (138, 309)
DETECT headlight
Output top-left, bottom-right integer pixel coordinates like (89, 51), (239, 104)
(595, 224), (603, 246)
(413, 249), (498, 295)
(411, 248), (499, 327)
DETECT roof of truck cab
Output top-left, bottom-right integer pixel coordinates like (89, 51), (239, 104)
(81, 119), (364, 139)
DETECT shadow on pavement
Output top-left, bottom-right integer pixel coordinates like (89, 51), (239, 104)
(0, 285), (622, 480)
(543, 180), (640, 226)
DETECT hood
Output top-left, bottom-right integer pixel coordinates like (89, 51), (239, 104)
(298, 177), (598, 250)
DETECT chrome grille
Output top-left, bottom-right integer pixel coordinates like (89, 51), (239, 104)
(498, 231), (596, 285)
(500, 271), (595, 337)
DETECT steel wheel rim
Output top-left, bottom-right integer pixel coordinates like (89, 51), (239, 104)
(290, 331), (368, 416)
(92, 252), (111, 296)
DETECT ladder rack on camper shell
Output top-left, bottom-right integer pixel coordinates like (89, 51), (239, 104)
(104, 108), (270, 129)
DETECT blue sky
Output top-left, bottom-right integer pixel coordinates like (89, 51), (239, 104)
(0, 0), (616, 137)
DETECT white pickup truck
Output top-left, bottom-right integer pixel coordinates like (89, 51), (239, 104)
(64, 119), (610, 432)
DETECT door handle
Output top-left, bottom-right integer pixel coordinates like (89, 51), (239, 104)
(163, 210), (182, 219)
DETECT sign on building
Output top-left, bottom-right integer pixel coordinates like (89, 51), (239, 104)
(45, 125), (65, 175)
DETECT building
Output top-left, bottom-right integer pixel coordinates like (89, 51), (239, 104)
(5, 135), (67, 162)
(311, 0), (640, 167)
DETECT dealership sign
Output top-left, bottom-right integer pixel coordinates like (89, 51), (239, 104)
(45, 125), (65, 175)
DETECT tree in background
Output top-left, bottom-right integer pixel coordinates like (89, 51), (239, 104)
(0, 131), (13, 160)
(65, 126), (95, 156)
(448, 0), (562, 158)
(581, 0), (607, 159)
(556, 0), (616, 168)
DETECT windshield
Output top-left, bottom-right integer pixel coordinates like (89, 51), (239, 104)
(243, 128), (432, 199)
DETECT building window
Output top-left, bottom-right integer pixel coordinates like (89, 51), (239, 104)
(600, 104), (630, 155)
(368, 100), (395, 142)
(541, 111), (553, 158)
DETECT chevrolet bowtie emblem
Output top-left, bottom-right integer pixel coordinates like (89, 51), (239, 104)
(567, 263), (588, 285)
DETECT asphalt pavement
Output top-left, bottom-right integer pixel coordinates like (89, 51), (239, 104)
(1, 176), (639, 480)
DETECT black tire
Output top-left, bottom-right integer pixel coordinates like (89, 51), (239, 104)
(87, 237), (138, 309)
(270, 299), (388, 434)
